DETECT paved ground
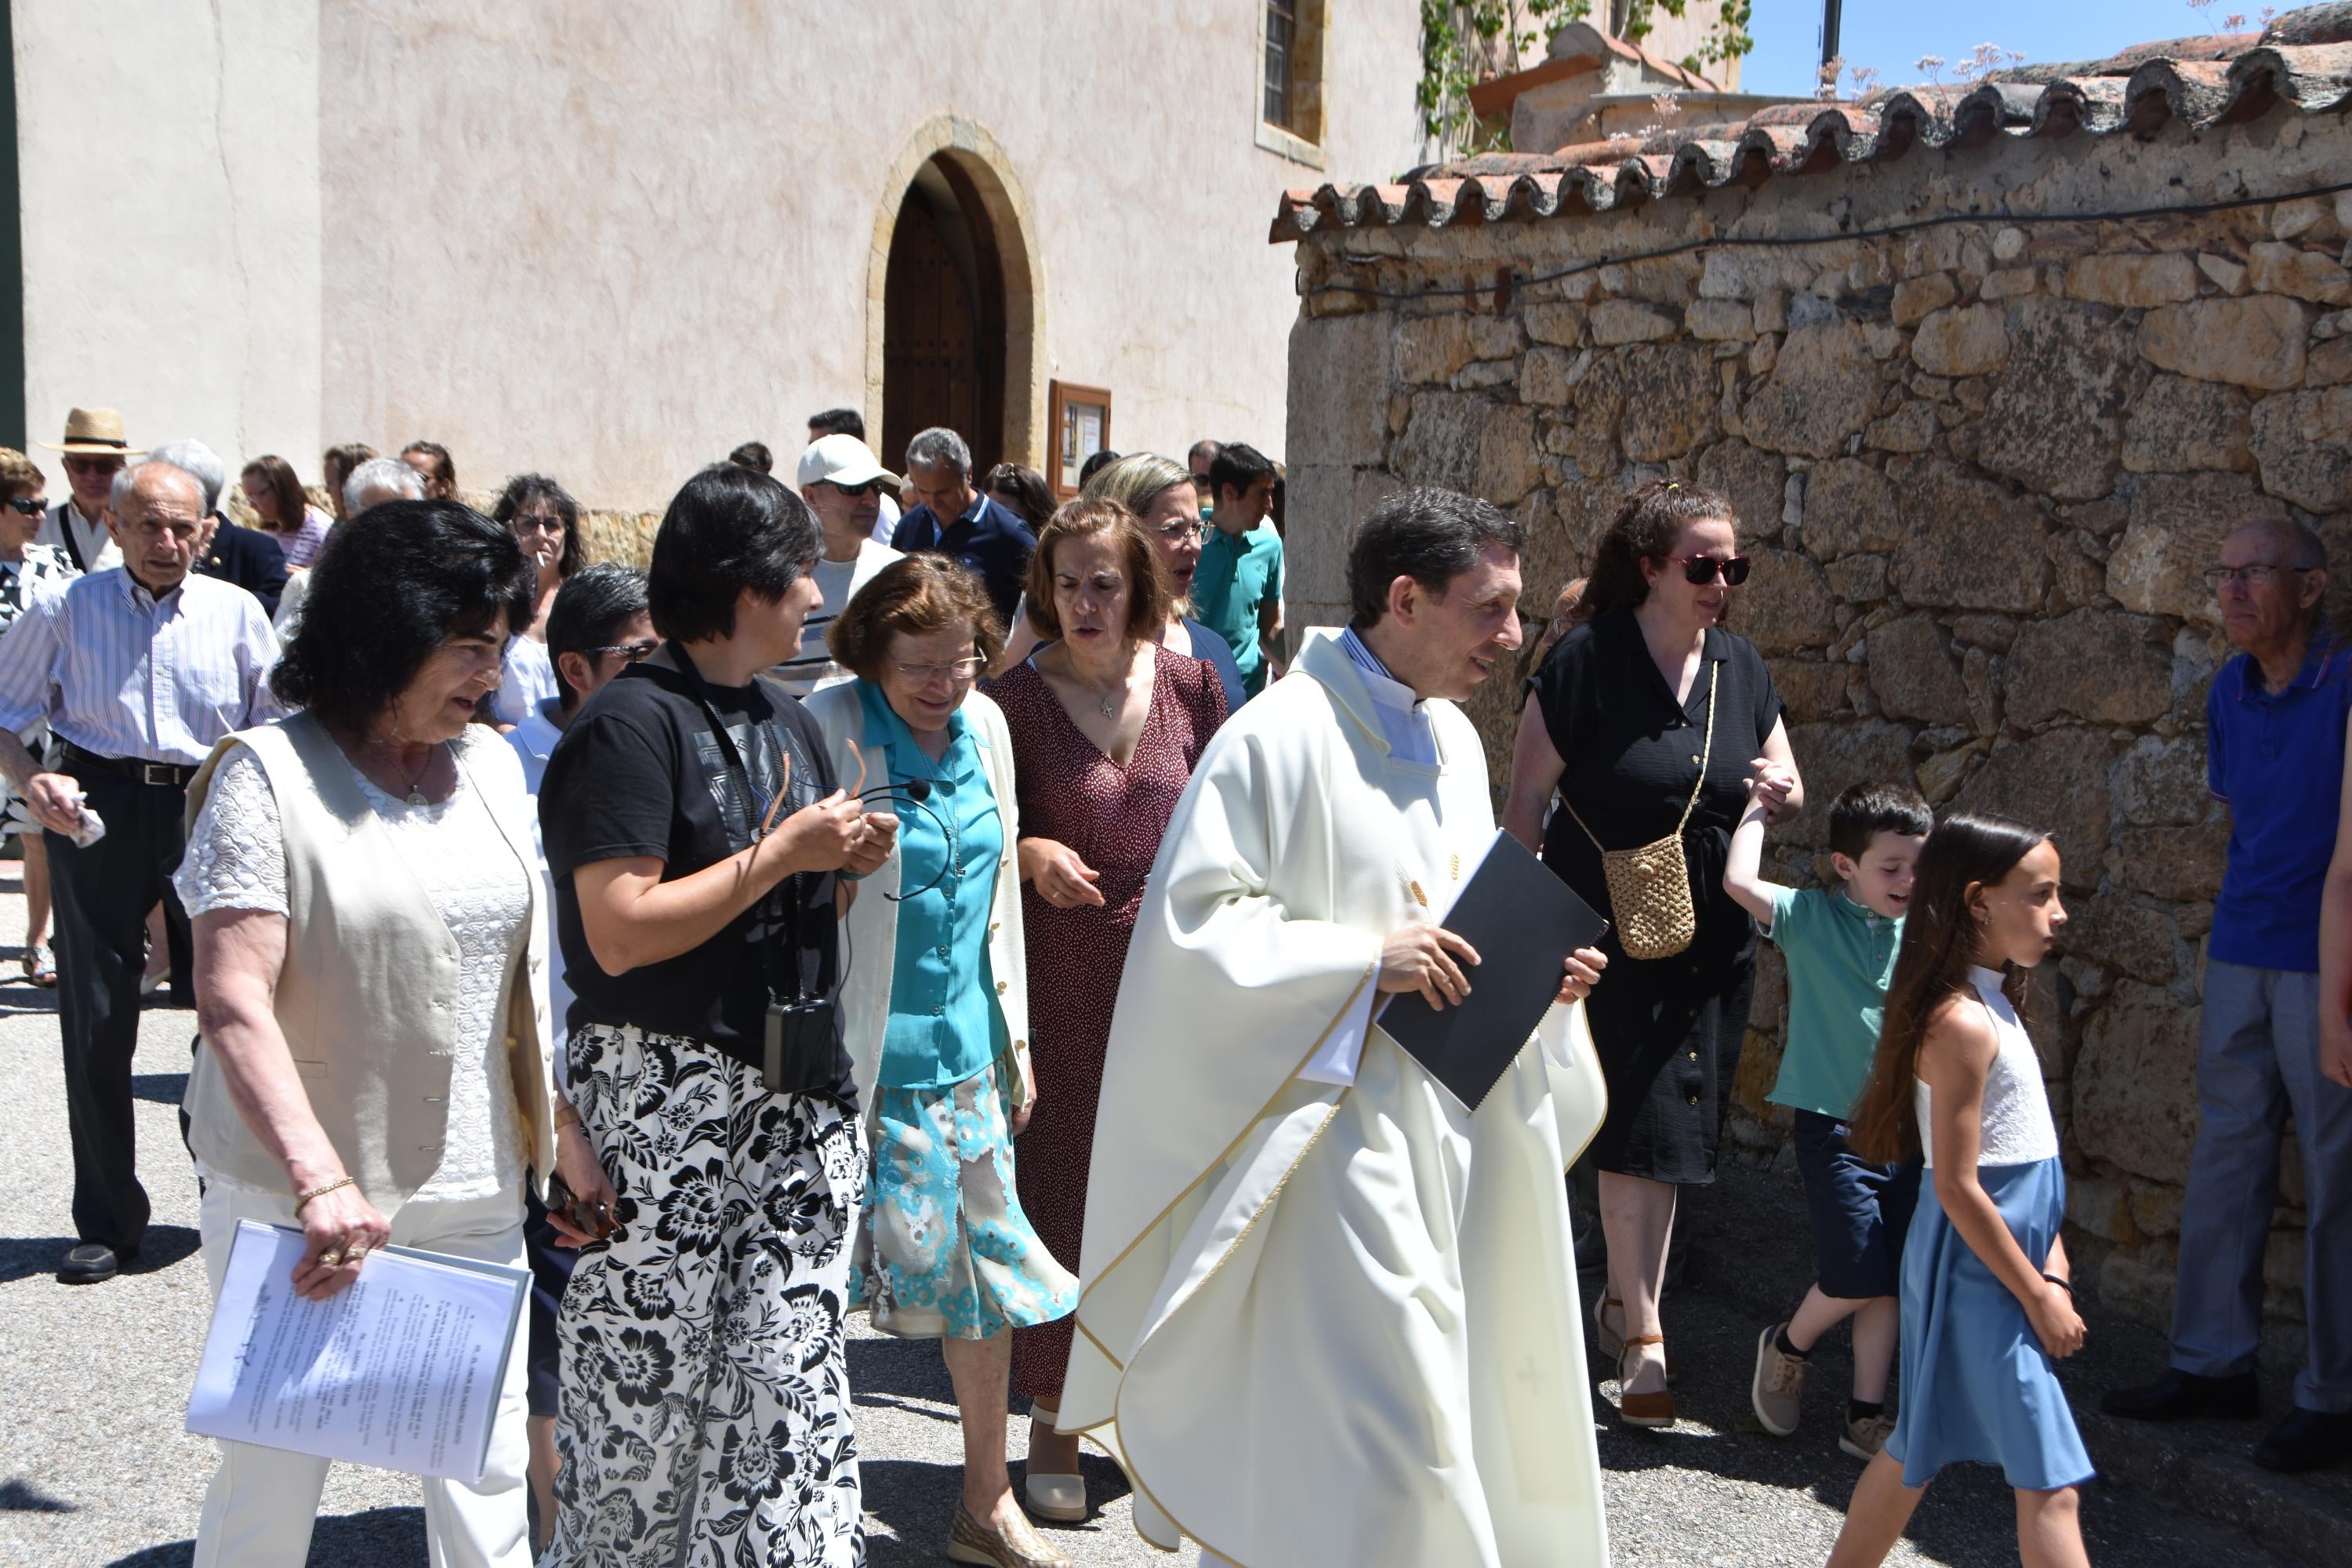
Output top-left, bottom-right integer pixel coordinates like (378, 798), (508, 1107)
(0, 869), (2302, 1566)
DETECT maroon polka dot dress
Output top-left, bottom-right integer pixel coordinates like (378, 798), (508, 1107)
(989, 644), (1228, 1401)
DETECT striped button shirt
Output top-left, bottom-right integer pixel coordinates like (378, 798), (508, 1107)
(0, 567), (284, 764)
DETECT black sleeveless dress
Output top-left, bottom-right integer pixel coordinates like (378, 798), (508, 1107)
(1526, 609), (1784, 1184)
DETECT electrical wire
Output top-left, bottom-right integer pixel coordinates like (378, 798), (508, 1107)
(1301, 176), (2352, 302)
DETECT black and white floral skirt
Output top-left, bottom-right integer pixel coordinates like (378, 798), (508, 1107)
(543, 1022), (867, 1568)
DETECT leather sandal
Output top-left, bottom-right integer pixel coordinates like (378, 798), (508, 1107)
(1595, 1295), (1679, 1384)
(1617, 1336), (1677, 1428)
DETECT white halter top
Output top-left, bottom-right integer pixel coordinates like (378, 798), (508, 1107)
(1915, 965), (2060, 1169)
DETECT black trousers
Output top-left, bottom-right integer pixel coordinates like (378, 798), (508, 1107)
(45, 761), (194, 1252)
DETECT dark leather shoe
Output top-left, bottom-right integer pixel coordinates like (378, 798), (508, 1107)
(2253, 1406), (2352, 1472)
(2102, 1367), (2260, 1421)
(57, 1242), (129, 1283)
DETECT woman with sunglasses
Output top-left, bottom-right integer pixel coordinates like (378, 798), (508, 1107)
(1501, 478), (1803, 1429)
(806, 555), (1080, 1568)
(485, 473), (585, 728)
(0, 448), (76, 985)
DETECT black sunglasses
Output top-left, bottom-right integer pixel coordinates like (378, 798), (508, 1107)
(592, 641), (660, 663)
(5, 496), (43, 517)
(1668, 553), (1751, 586)
(828, 479), (880, 499)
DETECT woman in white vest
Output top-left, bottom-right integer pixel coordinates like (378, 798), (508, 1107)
(176, 501), (605, 1567)
(805, 555), (1079, 1568)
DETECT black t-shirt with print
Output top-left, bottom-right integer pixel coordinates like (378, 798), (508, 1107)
(539, 658), (851, 1103)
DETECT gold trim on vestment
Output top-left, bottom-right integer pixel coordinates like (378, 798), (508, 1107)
(1101, 1090), (1348, 1568)
(1069, 956), (1375, 1331)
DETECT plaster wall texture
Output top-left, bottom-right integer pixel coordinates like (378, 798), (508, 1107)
(14, 0), (322, 471)
(1282, 103), (2352, 1358)
(307, 0), (1423, 512)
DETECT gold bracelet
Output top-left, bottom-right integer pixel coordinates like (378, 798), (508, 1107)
(554, 1103), (582, 1132)
(293, 1175), (355, 1217)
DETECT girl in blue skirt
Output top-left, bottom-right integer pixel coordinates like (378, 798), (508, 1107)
(1829, 813), (2094, 1568)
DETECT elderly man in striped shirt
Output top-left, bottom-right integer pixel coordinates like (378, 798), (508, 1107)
(0, 459), (282, 1284)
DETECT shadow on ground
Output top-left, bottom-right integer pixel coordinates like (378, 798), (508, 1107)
(107, 1504), (428, 1566)
(0, 1225), (200, 1284)
(131, 1073), (187, 1105)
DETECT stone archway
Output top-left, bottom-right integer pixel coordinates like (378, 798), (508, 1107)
(866, 117), (1043, 473)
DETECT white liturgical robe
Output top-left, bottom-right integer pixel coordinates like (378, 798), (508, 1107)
(1062, 630), (1610, 1567)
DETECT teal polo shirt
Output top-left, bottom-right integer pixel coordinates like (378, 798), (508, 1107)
(1763, 885), (1903, 1121)
(859, 679), (1007, 1090)
(1192, 522), (1283, 696)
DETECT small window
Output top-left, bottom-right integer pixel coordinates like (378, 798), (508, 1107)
(1265, 2), (1298, 129)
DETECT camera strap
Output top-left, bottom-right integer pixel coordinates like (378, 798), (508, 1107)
(668, 644), (815, 1004)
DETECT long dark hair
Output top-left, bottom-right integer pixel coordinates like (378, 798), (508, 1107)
(492, 472), (583, 580)
(1574, 478), (1735, 626)
(1847, 811), (2049, 1164)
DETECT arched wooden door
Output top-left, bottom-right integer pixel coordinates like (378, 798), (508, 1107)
(882, 157), (1006, 474)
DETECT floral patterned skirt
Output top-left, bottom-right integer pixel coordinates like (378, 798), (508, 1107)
(854, 1062), (1080, 1341)
(546, 1022), (866, 1568)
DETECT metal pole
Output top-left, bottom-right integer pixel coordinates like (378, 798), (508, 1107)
(1821, 0), (1843, 71)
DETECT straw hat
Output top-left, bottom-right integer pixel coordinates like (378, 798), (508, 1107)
(38, 407), (147, 458)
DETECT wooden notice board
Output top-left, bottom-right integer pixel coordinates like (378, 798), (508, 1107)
(1048, 380), (1112, 499)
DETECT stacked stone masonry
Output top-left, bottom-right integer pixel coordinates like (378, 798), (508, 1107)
(1281, 53), (2352, 1364)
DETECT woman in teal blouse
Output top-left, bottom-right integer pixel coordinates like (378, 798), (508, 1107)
(805, 554), (1078, 1568)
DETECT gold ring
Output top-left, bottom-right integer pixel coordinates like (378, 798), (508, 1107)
(317, 1247), (343, 1267)
(344, 1245), (368, 1262)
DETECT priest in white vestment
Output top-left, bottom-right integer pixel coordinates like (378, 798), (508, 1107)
(1060, 488), (1614, 1567)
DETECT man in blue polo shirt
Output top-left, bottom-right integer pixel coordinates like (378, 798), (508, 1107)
(2107, 518), (2352, 1475)
(890, 426), (1035, 628)
(1192, 441), (1284, 698)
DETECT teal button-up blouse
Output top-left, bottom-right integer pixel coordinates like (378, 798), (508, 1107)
(859, 678), (1007, 1090)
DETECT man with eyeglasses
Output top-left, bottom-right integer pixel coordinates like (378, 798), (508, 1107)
(2106, 517), (2352, 1475)
(0, 460), (282, 1285)
(34, 406), (136, 573)
(1187, 438), (1221, 521)
(780, 434), (903, 699)
(1192, 441), (1286, 697)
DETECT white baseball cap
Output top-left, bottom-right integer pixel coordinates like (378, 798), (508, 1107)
(797, 434), (900, 492)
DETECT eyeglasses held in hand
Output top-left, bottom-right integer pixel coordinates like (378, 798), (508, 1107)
(892, 655), (986, 684)
(2205, 564), (2310, 590)
(4, 496), (43, 517)
(592, 641), (660, 663)
(1668, 554), (1751, 586)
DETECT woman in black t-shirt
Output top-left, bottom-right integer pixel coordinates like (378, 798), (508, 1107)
(536, 466), (895, 1568)
(1503, 480), (1804, 1432)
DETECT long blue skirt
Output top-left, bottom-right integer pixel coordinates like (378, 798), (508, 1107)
(1885, 1156), (2096, 1491)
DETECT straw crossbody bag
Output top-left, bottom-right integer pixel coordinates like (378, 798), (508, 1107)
(1562, 662), (1717, 961)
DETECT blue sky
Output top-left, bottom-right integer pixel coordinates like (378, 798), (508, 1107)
(1740, 0), (2238, 96)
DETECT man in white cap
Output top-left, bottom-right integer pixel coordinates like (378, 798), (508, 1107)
(775, 434), (902, 699)
(36, 407), (139, 572)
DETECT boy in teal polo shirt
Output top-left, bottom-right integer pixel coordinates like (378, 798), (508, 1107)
(1193, 442), (1283, 695)
(1725, 780), (1932, 1460)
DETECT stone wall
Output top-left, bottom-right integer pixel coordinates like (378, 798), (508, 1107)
(1282, 110), (2352, 1354)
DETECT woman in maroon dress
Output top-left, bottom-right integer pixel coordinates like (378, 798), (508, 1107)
(987, 495), (1228, 1525)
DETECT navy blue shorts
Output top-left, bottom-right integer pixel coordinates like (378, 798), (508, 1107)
(1791, 1109), (1922, 1300)
(522, 1186), (581, 1419)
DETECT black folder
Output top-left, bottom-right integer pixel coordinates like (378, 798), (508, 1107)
(1376, 829), (1610, 1111)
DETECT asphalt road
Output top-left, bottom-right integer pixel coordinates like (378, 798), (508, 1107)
(0, 872), (2292, 1566)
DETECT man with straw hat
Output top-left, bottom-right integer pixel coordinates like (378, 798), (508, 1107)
(36, 408), (142, 574)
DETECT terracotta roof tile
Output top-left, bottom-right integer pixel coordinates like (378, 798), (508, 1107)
(1270, 5), (2352, 244)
